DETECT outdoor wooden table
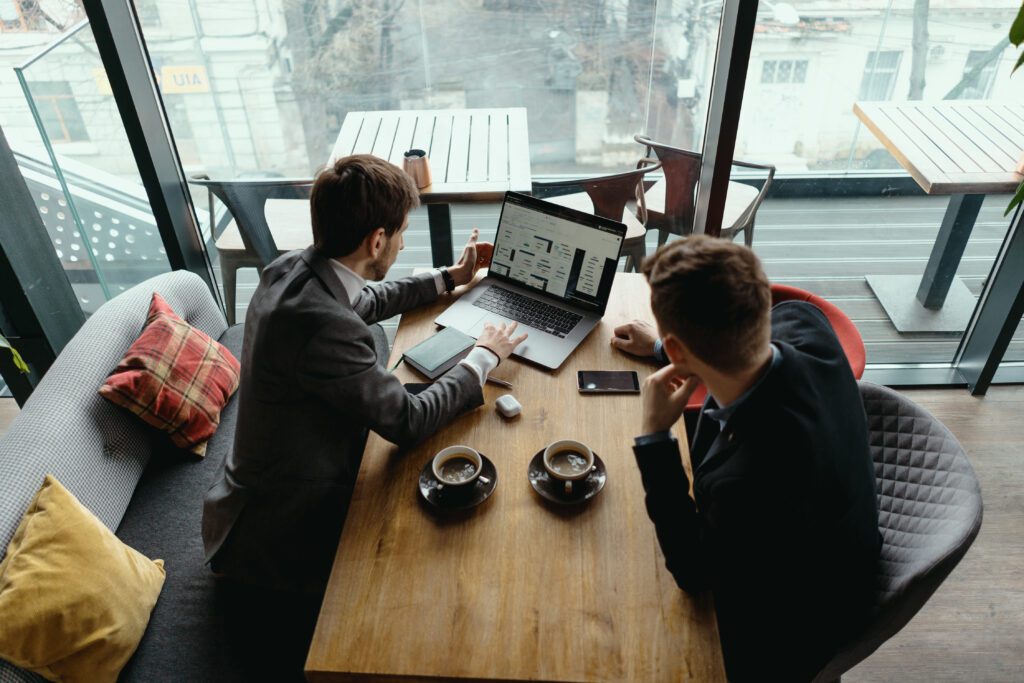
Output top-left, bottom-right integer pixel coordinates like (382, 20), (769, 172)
(329, 108), (532, 269)
(853, 100), (1024, 332)
(305, 272), (725, 683)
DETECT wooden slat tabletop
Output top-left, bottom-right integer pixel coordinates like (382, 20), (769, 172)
(329, 108), (532, 204)
(854, 101), (1024, 195)
(305, 273), (725, 683)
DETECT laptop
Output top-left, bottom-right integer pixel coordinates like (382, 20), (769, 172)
(435, 192), (626, 370)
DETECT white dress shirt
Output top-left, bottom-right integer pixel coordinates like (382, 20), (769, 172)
(328, 259), (497, 386)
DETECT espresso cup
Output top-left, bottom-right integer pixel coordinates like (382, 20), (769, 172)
(402, 149), (433, 189)
(432, 445), (485, 492)
(542, 439), (596, 495)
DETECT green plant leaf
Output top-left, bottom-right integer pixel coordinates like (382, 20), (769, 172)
(1011, 4), (1024, 45)
(1014, 50), (1024, 74)
(1005, 179), (1024, 216)
(0, 334), (30, 374)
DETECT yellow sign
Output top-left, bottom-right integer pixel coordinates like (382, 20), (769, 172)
(92, 69), (112, 95)
(160, 65), (210, 94)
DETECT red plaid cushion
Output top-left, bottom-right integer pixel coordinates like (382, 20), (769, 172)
(99, 293), (240, 456)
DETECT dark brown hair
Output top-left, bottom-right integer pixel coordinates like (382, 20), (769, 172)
(642, 235), (771, 372)
(310, 154), (419, 258)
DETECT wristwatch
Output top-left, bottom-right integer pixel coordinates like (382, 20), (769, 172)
(439, 267), (456, 293)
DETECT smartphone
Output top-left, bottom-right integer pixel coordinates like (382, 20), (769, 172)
(404, 382), (432, 395)
(577, 370), (641, 394)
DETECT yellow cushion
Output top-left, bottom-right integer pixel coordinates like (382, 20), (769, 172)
(0, 475), (165, 683)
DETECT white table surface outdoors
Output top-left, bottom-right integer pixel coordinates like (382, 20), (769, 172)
(329, 108), (532, 204)
(853, 100), (1024, 332)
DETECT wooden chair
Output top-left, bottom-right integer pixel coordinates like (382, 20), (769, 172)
(634, 135), (776, 247)
(530, 163), (663, 272)
(188, 176), (313, 324)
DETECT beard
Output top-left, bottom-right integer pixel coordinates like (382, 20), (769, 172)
(369, 250), (392, 280)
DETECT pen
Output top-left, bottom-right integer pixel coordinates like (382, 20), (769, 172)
(486, 376), (513, 389)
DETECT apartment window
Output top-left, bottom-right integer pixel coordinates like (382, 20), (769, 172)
(32, 82), (90, 143)
(958, 49), (998, 99)
(761, 59), (808, 84)
(858, 50), (902, 101)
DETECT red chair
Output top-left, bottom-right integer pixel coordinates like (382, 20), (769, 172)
(683, 284), (866, 411)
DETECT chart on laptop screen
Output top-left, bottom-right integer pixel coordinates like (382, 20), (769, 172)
(490, 200), (622, 306)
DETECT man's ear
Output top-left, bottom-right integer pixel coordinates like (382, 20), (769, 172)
(662, 333), (689, 368)
(366, 227), (387, 259)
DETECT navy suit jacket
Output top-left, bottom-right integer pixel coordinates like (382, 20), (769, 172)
(634, 301), (881, 682)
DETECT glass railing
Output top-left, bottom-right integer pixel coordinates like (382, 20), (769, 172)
(12, 20), (172, 315)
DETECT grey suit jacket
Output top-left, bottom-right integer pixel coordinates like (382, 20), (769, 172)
(202, 247), (483, 593)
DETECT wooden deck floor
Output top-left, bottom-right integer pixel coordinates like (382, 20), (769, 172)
(1, 386), (1021, 680)
(223, 193), (1024, 366)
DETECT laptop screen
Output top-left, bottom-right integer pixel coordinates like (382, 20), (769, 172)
(488, 192), (625, 314)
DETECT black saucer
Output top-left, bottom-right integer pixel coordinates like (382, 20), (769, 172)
(528, 450), (606, 505)
(419, 454), (498, 511)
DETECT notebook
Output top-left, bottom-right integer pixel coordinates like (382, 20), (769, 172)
(402, 327), (476, 380)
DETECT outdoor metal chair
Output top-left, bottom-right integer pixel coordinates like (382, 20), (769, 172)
(531, 162), (663, 272)
(188, 176), (313, 324)
(634, 134), (775, 247)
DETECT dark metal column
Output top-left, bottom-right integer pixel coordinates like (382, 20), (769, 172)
(81, 0), (221, 303)
(916, 193), (985, 309)
(955, 204), (1024, 395)
(693, 0), (760, 237)
(0, 125), (86, 405)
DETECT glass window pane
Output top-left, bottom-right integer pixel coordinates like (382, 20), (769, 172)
(762, 60), (776, 83)
(777, 60), (793, 83)
(136, 0), (728, 325)
(733, 3), (1016, 369)
(793, 60), (807, 84)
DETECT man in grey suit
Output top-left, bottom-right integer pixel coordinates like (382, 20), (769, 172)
(202, 155), (525, 678)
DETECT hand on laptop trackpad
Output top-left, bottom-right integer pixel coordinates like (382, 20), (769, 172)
(468, 315), (529, 357)
(468, 314), (513, 339)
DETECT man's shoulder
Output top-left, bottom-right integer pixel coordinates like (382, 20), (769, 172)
(770, 300), (847, 367)
(247, 253), (362, 343)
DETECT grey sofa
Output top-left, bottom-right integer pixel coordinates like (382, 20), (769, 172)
(1, 271), (277, 681)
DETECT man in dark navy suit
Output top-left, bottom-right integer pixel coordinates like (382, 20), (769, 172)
(613, 236), (881, 682)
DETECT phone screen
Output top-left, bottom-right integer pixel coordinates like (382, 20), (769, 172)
(577, 371), (640, 394)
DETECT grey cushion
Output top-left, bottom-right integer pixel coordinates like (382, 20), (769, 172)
(116, 324), (245, 682)
(0, 272), (227, 683)
(813, 381), (984, 682)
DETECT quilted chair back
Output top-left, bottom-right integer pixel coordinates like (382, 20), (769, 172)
(813, 381), (983, 682)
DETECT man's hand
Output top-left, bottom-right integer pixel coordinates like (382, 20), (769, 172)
(611, 320), (659, 358)
(475, 322), (528, 364)
(641, 365), (702, 434)
(448, 228), (493, 287)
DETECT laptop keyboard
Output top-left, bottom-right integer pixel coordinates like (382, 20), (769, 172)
(473, 287), (582, 338)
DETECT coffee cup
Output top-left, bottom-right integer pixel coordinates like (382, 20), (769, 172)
(542, 439), (596, 495)
(402, 149), (433, 189)
(432, 445), (487, 492)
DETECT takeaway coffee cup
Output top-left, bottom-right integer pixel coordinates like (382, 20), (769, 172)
(403, 149), (433, 189)
(542, 439), (596, 495)
(432, 445), (486, 492)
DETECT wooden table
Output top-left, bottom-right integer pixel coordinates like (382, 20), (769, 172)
(330, 108), (532, 269)
(305, 273), (725, 683)
(854, 101), (1024, 332)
